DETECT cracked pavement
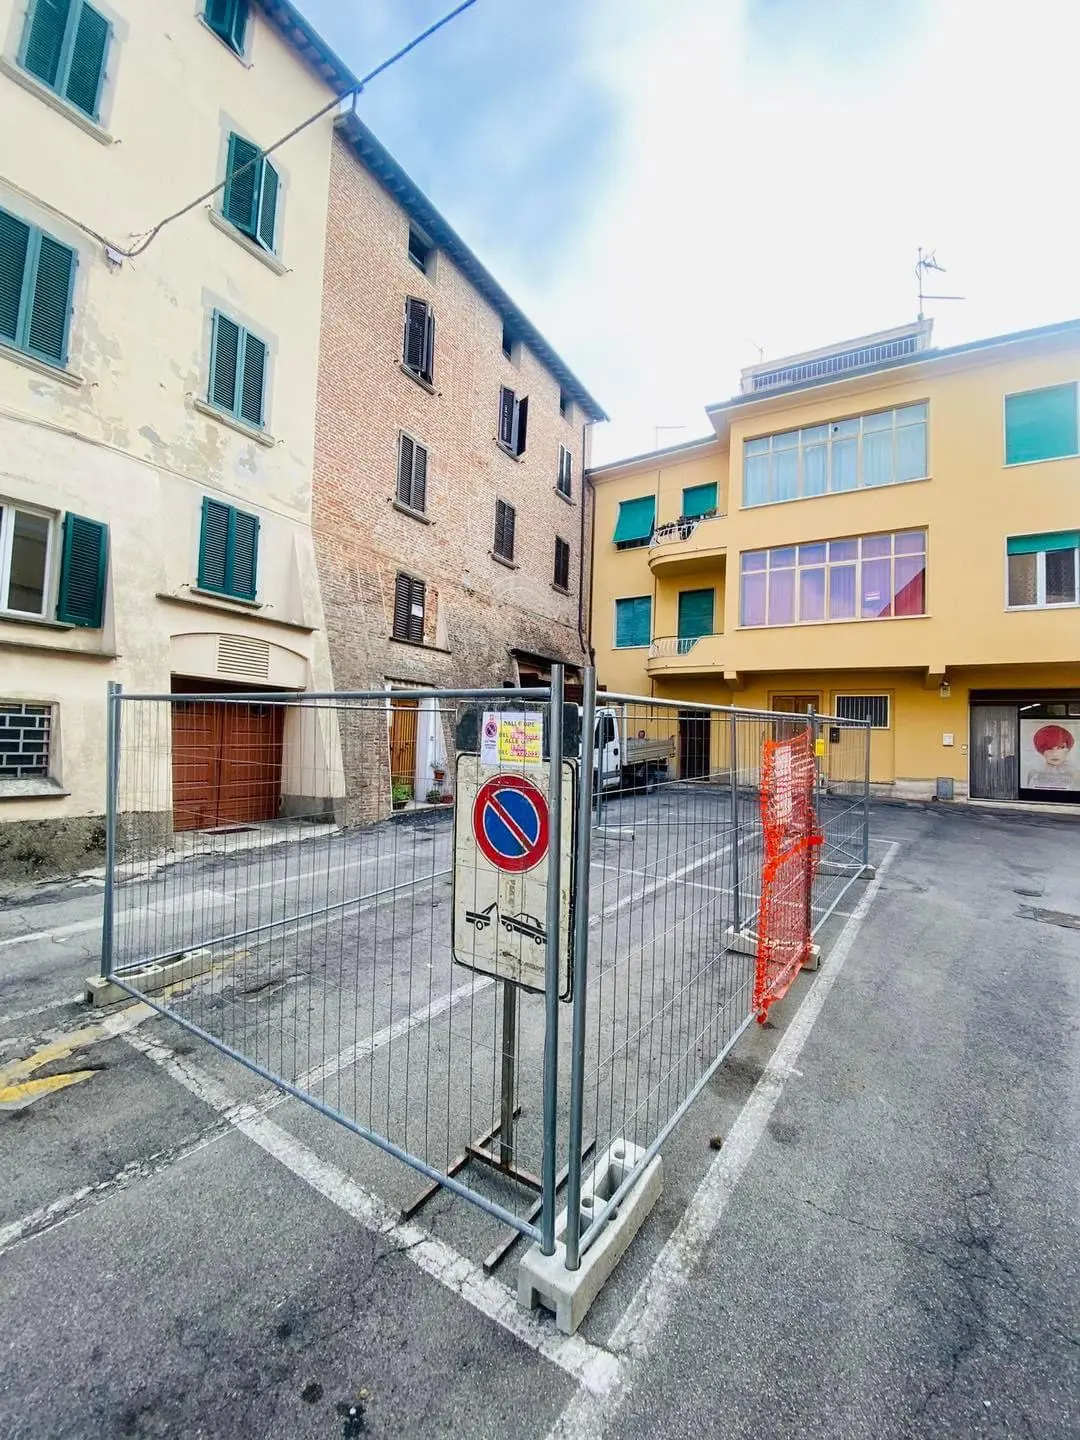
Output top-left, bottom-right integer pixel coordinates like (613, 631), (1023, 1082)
(0, 802), (1077, 1438)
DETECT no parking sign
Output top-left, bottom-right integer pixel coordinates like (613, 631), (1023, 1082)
(452, 756), (574, 994)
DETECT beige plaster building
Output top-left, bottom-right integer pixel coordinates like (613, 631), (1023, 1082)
(0, 0), (355, 877)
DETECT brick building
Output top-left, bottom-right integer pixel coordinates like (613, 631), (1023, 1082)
(313, 107), (606, 805)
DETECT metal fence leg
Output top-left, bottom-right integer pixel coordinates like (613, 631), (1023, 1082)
(862, 719), (872, 871)
(729, 711), (742, 934)
(100, 681), (122, 980)
(541, 665), (565, 1256)
(499, 982), (518, 1168)
(564, 666), (596, 1271)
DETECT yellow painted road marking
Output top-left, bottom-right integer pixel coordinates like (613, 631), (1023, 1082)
(0, 1003), (155, 1110)
(0, 1072), (100, 1111)
(0, 962), (227, 1110)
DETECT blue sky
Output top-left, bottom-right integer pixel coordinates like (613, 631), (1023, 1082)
(299, 0), (1080, 463)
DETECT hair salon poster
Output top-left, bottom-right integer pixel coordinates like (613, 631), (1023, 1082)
(1020, 720), (1080, 793)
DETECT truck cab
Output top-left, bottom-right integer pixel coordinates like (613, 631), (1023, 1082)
(592, 706), (673, 792)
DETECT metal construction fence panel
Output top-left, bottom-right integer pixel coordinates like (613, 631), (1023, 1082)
(103, 683), (569, 1249)
(101, 673), (871, 1282)
(562, 687), (871, 1267)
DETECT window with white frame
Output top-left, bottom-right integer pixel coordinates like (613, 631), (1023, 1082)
(0, 500), (109, 627)
(743, 403), (928, 507)
(0, 701), (52, 778)
(1007, 532), (1079, 608)
(835, 694), (890, 729)
(740, 531), (927, 627)
(0, 501), (52, 617)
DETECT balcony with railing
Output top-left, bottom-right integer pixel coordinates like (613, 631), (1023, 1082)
(648, 511), (727, 575)
(645, 632), (724, 677)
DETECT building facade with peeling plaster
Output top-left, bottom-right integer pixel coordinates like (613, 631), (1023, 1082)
(0, 0), (355, 878)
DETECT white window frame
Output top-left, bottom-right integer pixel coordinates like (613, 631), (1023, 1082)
(1005, 541), (1080, 610)
(834, 693), (891, 730)
(0, 499), (57, 620)
(557, 443), (573, 498)
(739, 530), (928, 628)
(742, 402), (929, 508)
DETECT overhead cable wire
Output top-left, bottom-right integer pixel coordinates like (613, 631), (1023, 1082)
(101, 0), (477, 261)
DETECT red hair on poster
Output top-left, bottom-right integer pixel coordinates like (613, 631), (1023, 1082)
(1032, 724), (1075, 754)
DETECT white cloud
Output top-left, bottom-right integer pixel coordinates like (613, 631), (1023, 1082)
(300, 0), (1080, 465)
(530, 0), (1080, 461)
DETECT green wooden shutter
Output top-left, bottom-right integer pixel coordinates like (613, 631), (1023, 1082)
(22, 0), (72, 89)
(682, 483), (717, 518)
(0, 210), (31, 346)
(223, 133), (261, 236)
(677, 588), (714, 639)
(256, 159), (279, 251)
(230, 509), (259, 599)
(210, 312), (240, 412)
(205, 0), (248, 53)
(613, 495), (656, 544)
(56, 512), (107, 627)
(198, 497), (231, 591)
(1005, 384), (1079, 465)
(26, 233), (76, 363)
(616, 596), (651, 647)
(64, 2), (109, 118)
(238, 330), (266, 427)
(1007, 532), (1080, 555)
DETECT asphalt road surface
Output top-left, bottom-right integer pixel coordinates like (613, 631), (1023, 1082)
(1, 800), (1077, 1439)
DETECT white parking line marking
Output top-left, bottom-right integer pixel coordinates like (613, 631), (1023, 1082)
(0, 919), (99, 950)
(545, 841), (900, 1440)
(128, 1030), (622, 1399)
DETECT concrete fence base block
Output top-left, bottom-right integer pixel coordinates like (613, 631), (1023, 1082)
(724, 925), (759, 957)
(724, 926), (820, 969)
(518, 1140), (663, 1334)
(84, 946), (216, 1007)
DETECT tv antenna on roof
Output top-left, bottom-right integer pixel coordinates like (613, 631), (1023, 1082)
(916, 247), (965, 321)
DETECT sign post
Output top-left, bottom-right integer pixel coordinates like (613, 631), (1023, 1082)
(438, 683), (576, 1246)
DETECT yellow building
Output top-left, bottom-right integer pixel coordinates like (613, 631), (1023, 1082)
(590, 318), (1080, 803)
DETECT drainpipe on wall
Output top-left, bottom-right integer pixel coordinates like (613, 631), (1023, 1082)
(579, 418), (595, 666)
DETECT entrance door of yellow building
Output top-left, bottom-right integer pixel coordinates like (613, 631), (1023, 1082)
(770, 694), (821, 741)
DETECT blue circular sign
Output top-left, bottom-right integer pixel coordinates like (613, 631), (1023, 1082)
(473, 774), (550, 873)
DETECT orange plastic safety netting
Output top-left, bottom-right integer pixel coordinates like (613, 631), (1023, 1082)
(754, 731), (822, 1022)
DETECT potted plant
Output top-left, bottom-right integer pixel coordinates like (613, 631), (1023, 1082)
(425, 787), (442, 805)
(391, 782), (411, 811)
(431, 761), (447, 783)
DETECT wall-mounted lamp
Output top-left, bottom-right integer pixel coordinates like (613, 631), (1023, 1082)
(939, 681), (951, 699)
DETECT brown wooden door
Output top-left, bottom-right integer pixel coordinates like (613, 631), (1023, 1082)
(216, 703), (284, 825)
(171, 700), (283, 831)
(771, 693), (821, 741)
(172, 702), (220, 831)
(389, 698), (419, 797)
